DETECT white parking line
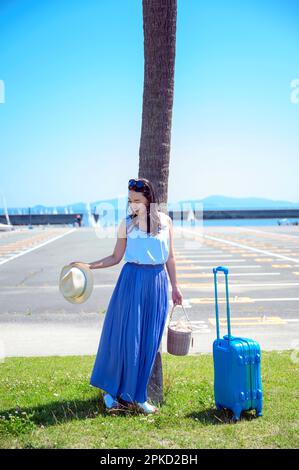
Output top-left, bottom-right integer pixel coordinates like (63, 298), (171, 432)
(177, 265), (262, 270)
(177, 254), (234, 258)
(177, 250), (224, 253)
(187, 297), (299, 304)
(3, 280), (296, 291)
(235, 226), (299, 241)
(252, 298), (299, 302)
(211, 265), (262, 269)
(178, 272), (281, 277)
(183, 230), (299, 263)
(180, 282), (299, 288)
(177, 259), (246, 263)
(0, 284), (117, 291)
(0, 229), (76, 266)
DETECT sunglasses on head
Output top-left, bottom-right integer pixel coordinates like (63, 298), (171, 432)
(128, 179), (148, 191)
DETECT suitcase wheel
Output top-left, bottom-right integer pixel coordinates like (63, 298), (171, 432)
(232, 406), (242, 422)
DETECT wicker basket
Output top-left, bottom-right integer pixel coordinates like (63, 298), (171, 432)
(167, 304), (193, 356)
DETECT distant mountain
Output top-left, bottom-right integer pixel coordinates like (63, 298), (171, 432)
(1, 195), (298, 215)
(177, 195), (299, 211)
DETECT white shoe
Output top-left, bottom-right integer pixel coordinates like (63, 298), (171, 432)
(136, 401), (158, 414)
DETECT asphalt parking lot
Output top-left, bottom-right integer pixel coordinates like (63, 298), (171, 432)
(0, 224), (298, 358)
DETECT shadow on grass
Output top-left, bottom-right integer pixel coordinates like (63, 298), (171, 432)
(0, 396), (108, 430)
(0, 393), (150, 434)
(1, 396), (260, 437)
(187, 408), (258, 425)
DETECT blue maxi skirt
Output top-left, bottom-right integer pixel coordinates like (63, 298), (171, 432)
(90, 261), (169, 403)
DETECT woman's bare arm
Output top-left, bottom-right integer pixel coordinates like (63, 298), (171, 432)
(165, 215), (183, 304)
(88, 253), (119, 270)
(165, 216), (178, 287)
(70, 218), (127, 270)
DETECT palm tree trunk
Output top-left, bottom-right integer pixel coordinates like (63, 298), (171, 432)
(139, 0), (177, 404)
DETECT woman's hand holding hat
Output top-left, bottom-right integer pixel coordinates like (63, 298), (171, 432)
(59, 262), (94, 304)
(70, 261), (91, 269)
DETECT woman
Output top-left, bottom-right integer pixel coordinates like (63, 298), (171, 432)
(70, 178), (183, 414)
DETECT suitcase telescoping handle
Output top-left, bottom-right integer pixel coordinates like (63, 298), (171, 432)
(213, 266), (232, 343)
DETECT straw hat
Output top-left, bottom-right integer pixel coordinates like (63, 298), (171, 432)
(59, 262), (93, 304)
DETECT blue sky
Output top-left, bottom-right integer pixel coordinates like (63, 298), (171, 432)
(0, 0), (298, 208)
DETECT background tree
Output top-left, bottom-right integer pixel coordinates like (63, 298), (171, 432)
(139, 0), (177, 404)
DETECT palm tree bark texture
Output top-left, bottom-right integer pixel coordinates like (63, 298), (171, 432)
(139, 0), (177, 405)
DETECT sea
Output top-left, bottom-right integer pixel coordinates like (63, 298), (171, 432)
(198, 218), (299, 227)
(111, 217), (299, 228)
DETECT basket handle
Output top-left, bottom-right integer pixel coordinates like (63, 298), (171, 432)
(169, 303), (192, 328)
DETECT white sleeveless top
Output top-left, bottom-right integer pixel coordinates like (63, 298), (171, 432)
(124, 212), (170, 265)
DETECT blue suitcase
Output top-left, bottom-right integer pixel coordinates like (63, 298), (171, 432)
(212, 266), (263, 421)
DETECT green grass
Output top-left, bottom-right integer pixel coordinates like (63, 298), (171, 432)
(0, 351), (298, 449)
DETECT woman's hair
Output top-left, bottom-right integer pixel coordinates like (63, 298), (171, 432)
(126, 177), (163, 236)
